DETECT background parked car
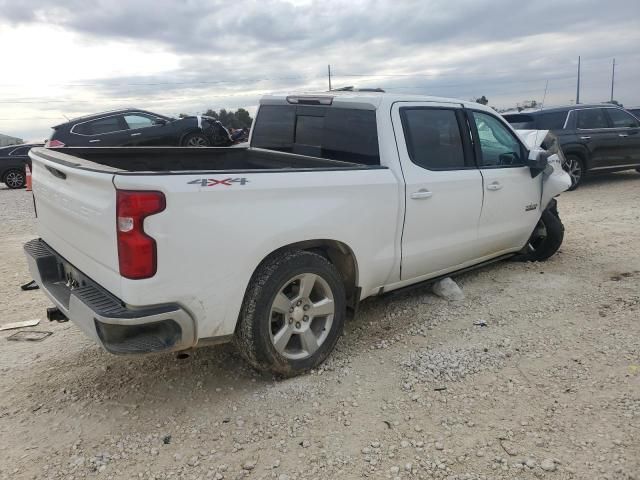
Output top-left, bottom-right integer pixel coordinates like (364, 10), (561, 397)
(0, 143), (42, 189)
(46, 109), (232, 148)
(503, 105), (640, 189)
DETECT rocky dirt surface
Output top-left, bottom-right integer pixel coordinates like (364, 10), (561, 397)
(1, 172), (639, 480)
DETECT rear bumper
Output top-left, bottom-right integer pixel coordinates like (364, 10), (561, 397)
(23, 238), (195, 355)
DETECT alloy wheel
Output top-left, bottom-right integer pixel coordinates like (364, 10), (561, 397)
(269, 273), (335, 360)
(563, 157), (582, 188)
(187, 136), (208, 147)
(5, 171), (25, 188)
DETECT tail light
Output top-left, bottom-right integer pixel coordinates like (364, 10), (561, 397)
(116, 190), (166, 279)
(45, 139), (65, 148)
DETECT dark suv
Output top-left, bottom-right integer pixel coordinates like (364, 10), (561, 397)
(503, 105), (640, 189)
(47, 109), (232, 148)
(0, 144), (42, 189)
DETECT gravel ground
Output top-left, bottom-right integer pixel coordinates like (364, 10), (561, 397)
(1, 172), (639, 480)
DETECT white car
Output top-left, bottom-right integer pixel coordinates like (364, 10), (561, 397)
(25, 92), (570, 376)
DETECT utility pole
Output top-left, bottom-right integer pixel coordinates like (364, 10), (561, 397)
(576, 56), (581, 104)
(328, 64), (332, 91)
(610, 58), (616, 102)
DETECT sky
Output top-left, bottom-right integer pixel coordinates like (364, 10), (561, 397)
(1, 0), (639, 142)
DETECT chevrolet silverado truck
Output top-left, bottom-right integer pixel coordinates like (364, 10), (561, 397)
(25, 92), (571, 376)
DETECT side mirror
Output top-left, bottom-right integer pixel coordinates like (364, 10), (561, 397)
(526, 148), (551, 177)
(153, 118), (167, 126)
(527, 148), (550, 169)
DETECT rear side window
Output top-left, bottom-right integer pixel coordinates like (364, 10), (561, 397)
(606, 109), (640, 128)
(9, 146), (30, 155)
(74, 116), (124, 135)
(535, 111), (568, 130)
(251, 105), (380, 165)
(502, 114), (535, 129)
(400, 108), (467, 170)
(576, 109), (608, 129)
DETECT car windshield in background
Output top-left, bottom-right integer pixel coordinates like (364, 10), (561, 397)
(502, 114), (535, 129)
(251, 105), (380, 165)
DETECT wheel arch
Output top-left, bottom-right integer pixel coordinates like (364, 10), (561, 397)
(561, 144), (590, 170)
(179, 128), (205, 146)
(249, 239), (360, 311)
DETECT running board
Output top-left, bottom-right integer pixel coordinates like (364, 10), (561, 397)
(379, 253), (516, 297)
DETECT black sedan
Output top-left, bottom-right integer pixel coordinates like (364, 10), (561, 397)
(0, 144), (42, 189)
(46, 109), (232, 148)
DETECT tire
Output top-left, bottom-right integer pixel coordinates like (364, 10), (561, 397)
(563, 155), (584, 191)
(3, 169), (26, 189)
(182, 132), (210, 147)
(521, 206), (565, 262)
(235, 250), (346, 377)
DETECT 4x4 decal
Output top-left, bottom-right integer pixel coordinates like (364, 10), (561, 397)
(188, 178), (250, 187)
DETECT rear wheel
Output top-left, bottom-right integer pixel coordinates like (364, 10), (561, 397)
(235, 250), (346, 376)
(563, 155), (584, 190)
(521, 207), (565, 262)
(3, 169), (26, 189)
(182, 133), (210, 147)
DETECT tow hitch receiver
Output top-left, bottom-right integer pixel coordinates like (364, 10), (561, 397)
(47, 307), (68, 323)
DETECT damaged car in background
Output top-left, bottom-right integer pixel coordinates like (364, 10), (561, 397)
(45, 108), (232, 148)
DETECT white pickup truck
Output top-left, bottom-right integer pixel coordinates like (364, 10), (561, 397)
(25, 92), (570, 376)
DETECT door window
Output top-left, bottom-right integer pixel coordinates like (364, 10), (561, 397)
(606, 109), (640, 128)
(124, 115), (155, 130)
(471, 111), (525, 167)
(74, 116), (124, 135)
(576, 109), (608, 129)
(400, 108), (468, 170)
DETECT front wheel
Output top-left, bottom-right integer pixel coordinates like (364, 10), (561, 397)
(521, 206), (565, 262)
(3, 169), (26, 189)
(235, 250), (346, 376)
(563, 155), (584, 190)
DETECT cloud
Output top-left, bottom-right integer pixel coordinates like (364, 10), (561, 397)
(0, 0), (639, 139)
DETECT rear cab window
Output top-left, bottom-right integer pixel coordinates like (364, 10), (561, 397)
(251, 105), (380, 165)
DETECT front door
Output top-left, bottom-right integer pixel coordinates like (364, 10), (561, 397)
(392, 102), (484, 281)
(468, 110), (542, 255)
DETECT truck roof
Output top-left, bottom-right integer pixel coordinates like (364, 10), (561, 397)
(261, 92), (495, 113)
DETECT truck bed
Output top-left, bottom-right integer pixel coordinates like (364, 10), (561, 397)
(33, 146), (380, 173)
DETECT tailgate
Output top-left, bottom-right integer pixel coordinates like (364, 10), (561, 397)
(30, 148), (122, 297)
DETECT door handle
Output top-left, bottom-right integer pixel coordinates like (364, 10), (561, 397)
(619, 133), (629, 138)
(486, 181), (503, 191)
(89, 139), (101, 143)
(580, 136), (591, 141)
(131, 132), (142, 137)
(410, 189), (433, 200)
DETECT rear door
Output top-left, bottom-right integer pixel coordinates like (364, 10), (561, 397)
(72, 115), (130, 146)
(573, 108), (615, 168)
(603, 108), (640, 166)
(392, 102), (484, 280)
(469, 110), (541, 255)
